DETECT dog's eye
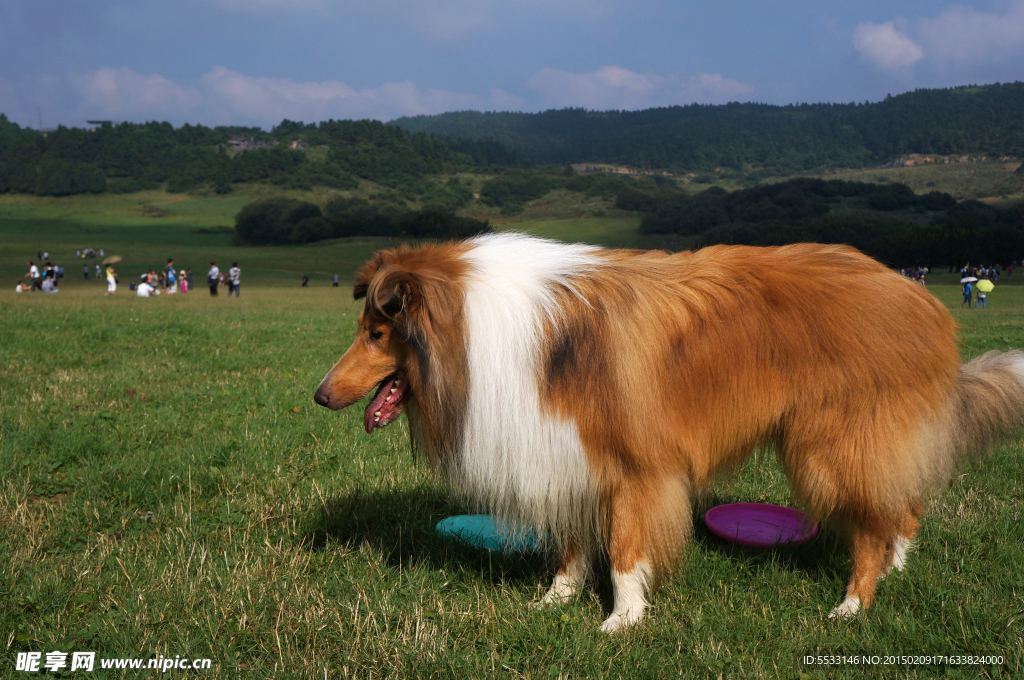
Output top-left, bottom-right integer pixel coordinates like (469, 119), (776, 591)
(369, 330), (384, 341)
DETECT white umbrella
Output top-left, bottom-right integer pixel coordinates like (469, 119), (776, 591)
(960, 276), (978, 283)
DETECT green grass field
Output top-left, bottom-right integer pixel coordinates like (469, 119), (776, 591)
(2, 196), (1023, 678)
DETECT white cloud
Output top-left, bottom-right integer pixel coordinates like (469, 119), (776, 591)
(199, 66), (481, 122)
(526, 66), (753, 110)
(72, 66), (494, 125)
(918, 1), (1024, 65)
(78, 68), (202, 117)
(488, 88), (525, 110)
(853, 2), (1024, 73)
(852, 21), (923, 71)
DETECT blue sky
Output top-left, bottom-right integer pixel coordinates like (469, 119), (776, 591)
(2, 0), (1023, 129)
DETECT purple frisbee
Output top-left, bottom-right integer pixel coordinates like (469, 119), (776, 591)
(704, 503), (818, 548)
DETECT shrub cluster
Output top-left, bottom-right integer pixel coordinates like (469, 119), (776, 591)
(620, 177), (1023, 267)
(235, 197), (491, 245)
(33, 160), (107, 196)
(634, 178), (957, 235)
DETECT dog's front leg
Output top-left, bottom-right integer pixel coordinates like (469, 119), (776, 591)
(537, 545), (589, 605)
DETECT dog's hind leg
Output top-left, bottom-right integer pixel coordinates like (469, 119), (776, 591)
(880, 500), (923, 580)
(829, 524), (890, 619)
(537, 544), (589, 606)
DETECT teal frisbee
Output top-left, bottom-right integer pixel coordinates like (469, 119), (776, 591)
(435, 515), (542, 553)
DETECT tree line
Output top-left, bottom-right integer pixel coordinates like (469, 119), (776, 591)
(234, 196), (491, 246)
(0, 116), (475, 197)
(394, 82), (1024, 174)
(4, 82), (1024, 199)
(620, 177), (1024, 268)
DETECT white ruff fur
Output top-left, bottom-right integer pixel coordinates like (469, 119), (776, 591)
(441, 233), (604, 544)
(600, 561), (653, 633)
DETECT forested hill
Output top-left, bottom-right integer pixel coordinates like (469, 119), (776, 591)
(0, 117), (469, 197)
(393, 82), (1024, 174)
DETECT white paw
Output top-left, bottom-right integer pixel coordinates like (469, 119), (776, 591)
(599, 610), (643, 633)
(530, 589), (568, 609)
(531, 571), (583, 608)
(828, 596), (861, 619)
(601, 563), (651, 633)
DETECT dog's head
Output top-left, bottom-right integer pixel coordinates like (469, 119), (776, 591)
(313, 244), (468, 434)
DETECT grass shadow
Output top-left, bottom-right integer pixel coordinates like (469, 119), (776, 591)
(691, 491), (848, 584)
(302, 485), (550, 588)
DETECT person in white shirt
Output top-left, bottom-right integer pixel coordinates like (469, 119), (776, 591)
(26, 261), (40, 291)
(228, 263), (241, 297)
(207, 261), (220, 296)
(136, 282), (155, 297)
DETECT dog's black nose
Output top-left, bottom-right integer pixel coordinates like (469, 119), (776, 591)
(313, 388), (330, 407)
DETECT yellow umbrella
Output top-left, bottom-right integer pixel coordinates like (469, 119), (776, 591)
(976, 279), (994, 293)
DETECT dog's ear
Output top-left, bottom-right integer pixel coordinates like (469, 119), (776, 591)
(366, 264), (417, 321)
(353, 257), (383, 300)
(365, 263), (462, 354)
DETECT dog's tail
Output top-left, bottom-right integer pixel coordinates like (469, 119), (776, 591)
(948, 350), (1024, 463)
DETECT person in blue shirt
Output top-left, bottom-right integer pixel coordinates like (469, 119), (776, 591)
(960, 281), (973, 309)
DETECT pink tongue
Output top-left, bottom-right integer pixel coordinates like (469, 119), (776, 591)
(363, 375), (408, 433)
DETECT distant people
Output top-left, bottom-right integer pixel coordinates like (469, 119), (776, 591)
(26, 261), (40, 291)
(41, 278), (58, 293)
(961, 281), (973, 309)
(228, 262), (241, 297)
(99, 248), (104, 257)
(975, 284), (987, 310)
(186, 268), (194, 292)
(332, 273), (339, 287)
(105, 265), (117, 296)
(16, 281), (29, 292)
(208, 261), (220, 296)
(179, 270), (189, 294)
(95, 264), (101, 279)
(167, 267), (177, 295)
(83, 264), (89, 280)
(43, 250), (49, 261)
(136, 281), (156, 297)
(301, 273), (309, 288)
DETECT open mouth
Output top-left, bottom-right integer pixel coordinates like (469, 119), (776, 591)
(363, 372), (409, 433)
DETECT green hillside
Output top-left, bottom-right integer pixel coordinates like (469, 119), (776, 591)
(393, 82), (1024, 174)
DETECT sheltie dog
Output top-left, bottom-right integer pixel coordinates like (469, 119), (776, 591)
(314, 233), (1024, 632)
